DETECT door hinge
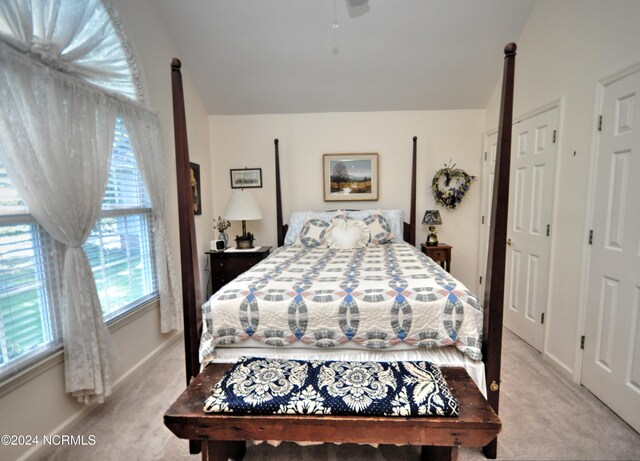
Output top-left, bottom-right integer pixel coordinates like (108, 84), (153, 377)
(546, 224), (550, 237)
(541, 313), (545, 324)
(479, 276), (483, 285)
(552, 130), (557, 143)
(589, 230), (593, 245)
(482, 215), (485, 224)
(598, 115), (603, 131)
(484, 151), (487, 161)
(581, 336), (585, 350)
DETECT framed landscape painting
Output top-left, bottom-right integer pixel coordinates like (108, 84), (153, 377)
(323, 153), (379, 201)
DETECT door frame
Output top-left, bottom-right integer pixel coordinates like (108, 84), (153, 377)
(577, 62), (640, 384)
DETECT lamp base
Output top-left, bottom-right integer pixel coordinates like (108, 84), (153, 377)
(426, 226), (439, 246)
(235, 233), (255, 249)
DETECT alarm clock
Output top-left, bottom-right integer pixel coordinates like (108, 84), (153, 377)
(210, 240), (226, 251)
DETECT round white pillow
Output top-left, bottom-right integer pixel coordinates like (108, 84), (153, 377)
(325, 219), (370, 249)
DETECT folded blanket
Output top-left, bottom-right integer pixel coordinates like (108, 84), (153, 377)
(204, 357), (459, 417)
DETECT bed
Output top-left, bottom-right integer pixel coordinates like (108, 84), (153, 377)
(166, 43), (517, 460)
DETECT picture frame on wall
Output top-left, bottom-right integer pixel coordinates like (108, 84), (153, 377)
(189, 162), (202, 215)
(323, 153), (379, 201)
(230, 168), (263, 189)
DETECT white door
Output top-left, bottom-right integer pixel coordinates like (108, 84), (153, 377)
(504, 107), (559, 351)
(478, 131), (498, 295)
(582, 67), (640, 432)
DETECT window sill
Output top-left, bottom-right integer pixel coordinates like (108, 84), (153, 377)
(0, 297), (160, 399)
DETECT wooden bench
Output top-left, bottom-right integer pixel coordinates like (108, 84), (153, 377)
(164, 364), (501, 461)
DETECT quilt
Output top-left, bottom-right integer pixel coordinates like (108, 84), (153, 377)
(204, 356), (459, 417)
(200, 243), (482, 363)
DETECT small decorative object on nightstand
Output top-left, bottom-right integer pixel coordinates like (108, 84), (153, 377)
(421, 243), (452, 273)
(206, 246), (271, 296)
(422, 209), (442, 246)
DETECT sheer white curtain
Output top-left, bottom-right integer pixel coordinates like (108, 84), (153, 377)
(0, 42), (117, 403)
(119, 104), (182, 333)
(0, 0), (142, 101)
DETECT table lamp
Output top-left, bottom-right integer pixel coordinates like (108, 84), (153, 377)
(422, 210), (442, 246)
(224, 190), (263, 249)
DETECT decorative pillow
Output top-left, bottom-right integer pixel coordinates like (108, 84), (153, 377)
(325, 218), (370, 249)
(204, 356), (459, 417)
(346, 209), (404, 243)
(363, 210), (394, 245)
(295, 218), (330, 247)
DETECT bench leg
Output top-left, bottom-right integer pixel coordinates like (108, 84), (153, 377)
(202, 440), (246, 461)
(421, 445), (458, 461)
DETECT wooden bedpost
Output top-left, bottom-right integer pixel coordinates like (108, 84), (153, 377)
(409, 136), (417, 246)
(275, 139), (284, 247)
(482, 43), (517, 459)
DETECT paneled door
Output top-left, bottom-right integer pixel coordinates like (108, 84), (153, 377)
(478, 131), (498, 295)
(582, 67), (640, 432)
(503, 107), (559, 351)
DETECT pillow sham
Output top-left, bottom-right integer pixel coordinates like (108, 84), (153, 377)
(325, 218), (370, 250)
(346, 209), (404, 243)
(295, 218), (331, 247)
(363, 211), (394, 245)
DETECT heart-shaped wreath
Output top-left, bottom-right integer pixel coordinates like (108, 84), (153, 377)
(432, 161), (477, 210)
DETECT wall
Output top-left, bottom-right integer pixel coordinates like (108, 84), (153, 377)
(484, 0), (640, 380)
(0, 0), (212, 459)
(209, 110), (485, 289)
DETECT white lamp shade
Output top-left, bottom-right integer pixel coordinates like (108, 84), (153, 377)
(224, 190), (263, 221)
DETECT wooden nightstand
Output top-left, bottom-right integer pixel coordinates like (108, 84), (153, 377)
(421, 243), (452, 273)
(206, 246), (271, 296)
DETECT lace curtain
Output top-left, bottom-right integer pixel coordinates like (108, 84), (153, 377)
(119, 104), (183, 333)
(0, 0), (143, 101)
(0, 0), (182, 403)
(0, 42), (117, 403)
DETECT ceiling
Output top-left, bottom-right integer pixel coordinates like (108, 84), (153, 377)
(153, 0), (535, 115)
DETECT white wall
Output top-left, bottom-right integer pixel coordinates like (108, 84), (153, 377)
(209, 110), (485, 289)
(484, 0), (640, 380)
(0, 0), (213, 459)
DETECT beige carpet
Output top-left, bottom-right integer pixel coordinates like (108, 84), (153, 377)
(37, 329), (640, 460)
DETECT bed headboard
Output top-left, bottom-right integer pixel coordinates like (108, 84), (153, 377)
(274, 136), (418, 246)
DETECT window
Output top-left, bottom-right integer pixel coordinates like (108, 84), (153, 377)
(0, 116), (157, 378)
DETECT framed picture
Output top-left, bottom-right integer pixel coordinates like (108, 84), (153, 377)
(323, 153), (379, 201)
(230, 168), (262, 189)
(189, 162), (202, 215)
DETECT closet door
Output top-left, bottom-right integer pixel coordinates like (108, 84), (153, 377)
(478, 131), (498, 295)
(503, 106), (559, 351)
(582, 67), (640, 433)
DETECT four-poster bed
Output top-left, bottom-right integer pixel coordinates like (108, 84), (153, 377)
(164, 43), (517, 460)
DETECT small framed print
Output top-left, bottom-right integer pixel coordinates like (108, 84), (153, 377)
(230, 168), (262, 189)
(323, 153), (379, 201)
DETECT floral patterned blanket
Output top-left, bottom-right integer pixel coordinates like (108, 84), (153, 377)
(200, 243), (483, 363)
(204, 356), (459, 417)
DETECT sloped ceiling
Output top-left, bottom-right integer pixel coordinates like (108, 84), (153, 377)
(153, 0), (534, 115)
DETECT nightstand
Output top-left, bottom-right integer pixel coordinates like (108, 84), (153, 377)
(421, 243), (452, 273)
(206, 246), (271, 296)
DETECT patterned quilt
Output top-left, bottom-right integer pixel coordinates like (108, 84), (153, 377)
(204, 356), (459, 417)
(200, 243), (482, 363)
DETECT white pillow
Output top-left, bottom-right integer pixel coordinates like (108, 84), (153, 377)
(325, 219), (370, 250)
(295, 218), (331, 247)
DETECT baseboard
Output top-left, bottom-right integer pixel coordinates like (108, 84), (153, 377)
(17, 331), (183, 461)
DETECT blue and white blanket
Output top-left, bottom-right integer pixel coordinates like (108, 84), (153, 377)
(200, 243), (482, 363)
(204, 356), (459, 417)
